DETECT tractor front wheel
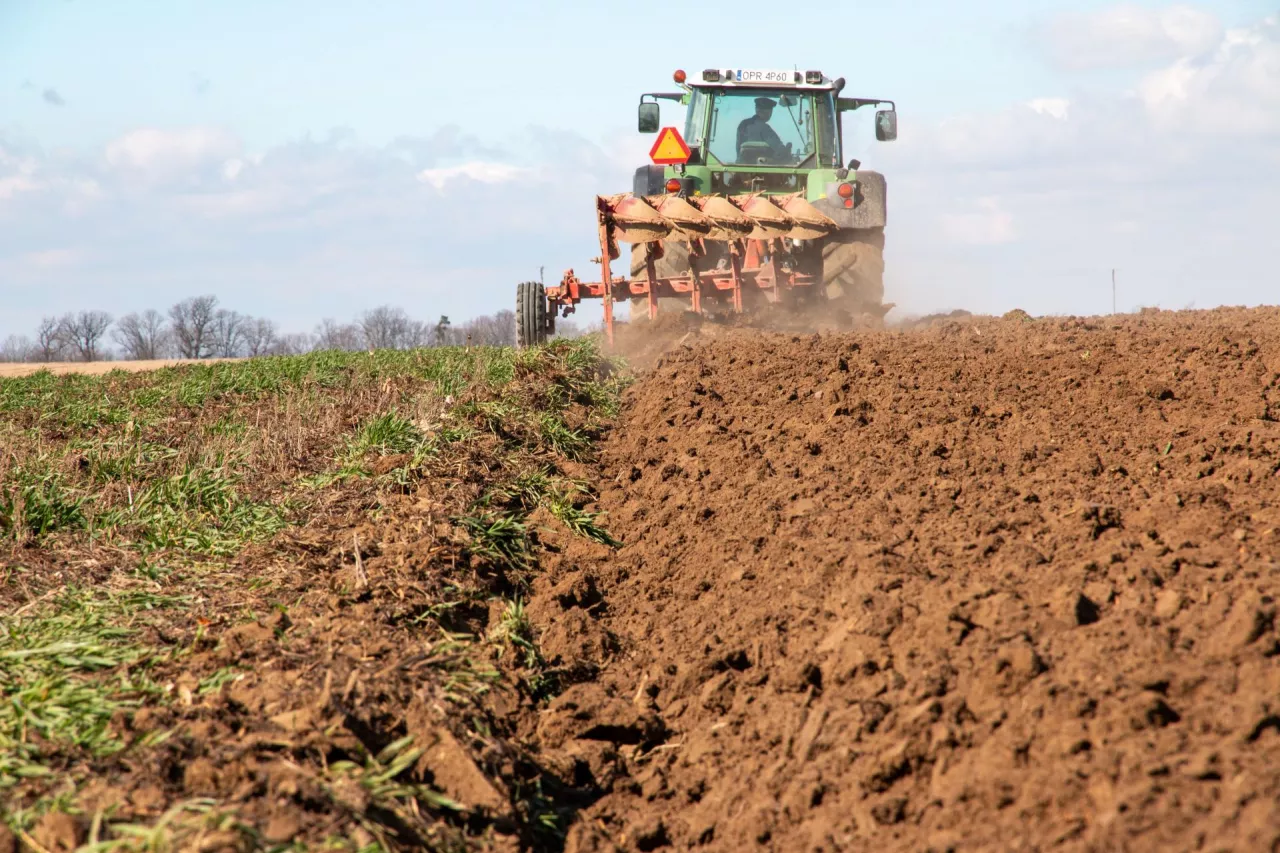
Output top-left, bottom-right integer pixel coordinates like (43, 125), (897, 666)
(516, 281), (548, 348)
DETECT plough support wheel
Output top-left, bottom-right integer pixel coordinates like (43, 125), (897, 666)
(516, 281), (549, 348)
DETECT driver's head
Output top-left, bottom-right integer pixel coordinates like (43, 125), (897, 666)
(754, 97), (776, 119)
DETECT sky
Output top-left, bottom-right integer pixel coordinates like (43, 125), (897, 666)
(1, 0), (1278, 339)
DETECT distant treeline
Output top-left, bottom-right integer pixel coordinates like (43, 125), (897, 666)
(0, 295), (585, 363)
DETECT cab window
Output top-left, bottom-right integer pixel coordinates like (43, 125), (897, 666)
(703, 89), (835, 167)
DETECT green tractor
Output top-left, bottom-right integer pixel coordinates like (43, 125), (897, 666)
(515, 66), (898, 347)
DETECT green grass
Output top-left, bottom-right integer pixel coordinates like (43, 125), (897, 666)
(352, 412), (424, 455)
(0, 463), (88, 541)
(544, 493), (622, 548)
(490, 598), (540, 670)
(0, 589), (181, 791)
(0, 337), (629, 850)
(457, 512), (534, 574)
(96, 460), (287, 556)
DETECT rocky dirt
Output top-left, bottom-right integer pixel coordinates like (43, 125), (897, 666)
(530, 306), (1280, 852)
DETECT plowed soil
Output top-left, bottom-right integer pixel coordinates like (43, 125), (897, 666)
(530, 306), (1280, 852)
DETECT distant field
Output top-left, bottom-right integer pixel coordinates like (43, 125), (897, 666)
(0, 357), (243, 378)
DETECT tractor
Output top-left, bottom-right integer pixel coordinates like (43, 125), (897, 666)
(516, 67), (898, 347)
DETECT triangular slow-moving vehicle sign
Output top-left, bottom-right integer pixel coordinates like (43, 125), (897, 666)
(649, 126), (691, 165)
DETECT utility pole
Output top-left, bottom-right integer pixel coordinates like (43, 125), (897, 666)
(1112, 269), (1117, 314)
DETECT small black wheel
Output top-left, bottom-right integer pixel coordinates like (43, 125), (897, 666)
(516, 281), (548, 348)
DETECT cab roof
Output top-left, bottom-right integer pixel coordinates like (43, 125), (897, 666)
(684, 68), (841, 91)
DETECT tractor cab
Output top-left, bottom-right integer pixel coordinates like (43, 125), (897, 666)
(637, 68), (896, 196)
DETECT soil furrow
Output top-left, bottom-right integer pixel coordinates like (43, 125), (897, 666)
(531, 307), (1280, 852)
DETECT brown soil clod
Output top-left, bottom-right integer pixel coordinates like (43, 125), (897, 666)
(530, 305), (1280, 852)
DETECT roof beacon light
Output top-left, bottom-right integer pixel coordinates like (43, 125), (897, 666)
(673, 69), (687, 84)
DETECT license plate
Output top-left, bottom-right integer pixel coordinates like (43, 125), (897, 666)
(734, 69), (795, 85)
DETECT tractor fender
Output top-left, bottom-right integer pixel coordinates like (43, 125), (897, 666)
(633, 165), (667, 197)
(813, 170), (887, 230)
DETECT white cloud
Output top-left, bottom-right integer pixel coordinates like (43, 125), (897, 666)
(22, 248), (82, 269)
(104, 127), (241, 179)
(0, 124), (623, 337)
(1027, 98), (1070, 120)
(1138, 15), (1280, 133)
(0, 173), (41, 202)
(941, 198), (1017, 246)
(0, 144), (102, 213)
(872, 10), (1278, 315)
(416, 161), (535, 191)
(1041, 3), (1224, 70)
(0, 149), (41, 201)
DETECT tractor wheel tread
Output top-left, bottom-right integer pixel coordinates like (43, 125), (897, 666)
(516, 281), (548, 348)
(821, 227), (886, 315)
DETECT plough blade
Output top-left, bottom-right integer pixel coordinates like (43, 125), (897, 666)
(730, 193), (794, 240)
(646, 194), (715, 238)
(601, 193), (669, 244)
(777, 193), (839, 240)
(689, 195), (754, 240)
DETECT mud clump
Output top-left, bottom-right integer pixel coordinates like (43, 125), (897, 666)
(533, 306), (1280, 851)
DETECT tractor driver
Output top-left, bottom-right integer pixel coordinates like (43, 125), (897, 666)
(736, 97), (790, 163)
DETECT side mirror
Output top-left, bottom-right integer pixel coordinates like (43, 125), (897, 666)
(875, 109), (898, 142)
(638, 102), (660, 133)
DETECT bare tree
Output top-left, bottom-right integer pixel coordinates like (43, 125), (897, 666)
(552, 318), (583, 340)
(57, 310), (113, 362)
(406, 319), (430, 349)
(242, 317), (278, 357)
(209, 309), (247, 358)
(113, 310), (171, 360)
(0, 335), (34, 363)
(271, 332), (313, 355)
(169, 295), (219, 358)
(313, 318), (364, 352)
(33, 316), (67, 362)
(359, 305), (415, 351)
(463, 310), (516, 346)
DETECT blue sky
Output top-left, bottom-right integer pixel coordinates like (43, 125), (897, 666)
(1, 0), (1278, 340)
(0, 0), (1121, 145)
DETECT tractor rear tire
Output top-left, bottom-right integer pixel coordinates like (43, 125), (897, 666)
(516, 281), (548, 348)
(821, 227), (886, 316)
(629, 242), (694, 317)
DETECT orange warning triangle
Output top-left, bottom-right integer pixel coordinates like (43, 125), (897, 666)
(649, 126), (691, 165)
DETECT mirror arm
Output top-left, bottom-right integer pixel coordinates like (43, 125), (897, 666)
(838, 97), (896, 113)
(642, 93), (685, 104)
